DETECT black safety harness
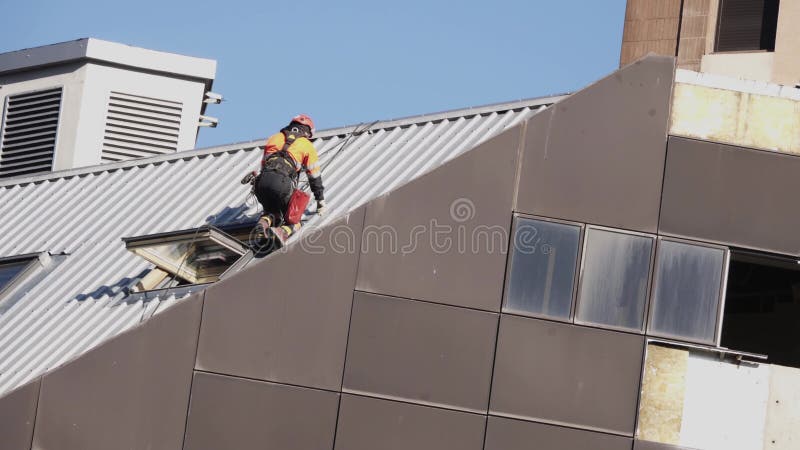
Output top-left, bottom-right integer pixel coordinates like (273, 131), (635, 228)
(262, 131), (301, 180)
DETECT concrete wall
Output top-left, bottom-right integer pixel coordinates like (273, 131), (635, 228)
(773, 0), (800, 86)
(622, 0), (800, 85)
(638, 344), (800, 450)
(700, 52), (776, 82)
(620, 0), (682, 66)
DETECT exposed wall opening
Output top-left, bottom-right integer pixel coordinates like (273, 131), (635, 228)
(721, 250), (800, 367)
(715, 0), (780, 52)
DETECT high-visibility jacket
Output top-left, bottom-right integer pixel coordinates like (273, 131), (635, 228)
(263, 132), (321, 180)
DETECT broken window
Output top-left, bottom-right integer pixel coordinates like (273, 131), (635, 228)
(123, 226), (249, 286)
(715, 0), (780, 52)
(575, 227), (654, 331)
(504, 217), (582, 320)
(648, 239), (728, 345)
(721, 250), (800, 368)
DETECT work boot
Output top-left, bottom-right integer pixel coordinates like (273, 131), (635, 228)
(258, 216), (272, 230)
(269, 225), (294, 246)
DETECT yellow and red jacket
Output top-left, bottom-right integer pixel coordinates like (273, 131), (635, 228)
(262, 132), (321, 179)
(262, 131), (325, 200)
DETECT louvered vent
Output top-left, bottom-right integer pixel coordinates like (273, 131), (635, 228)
(0, 88), (62, 179)
(715, 0), (779, 52)
(101, 92), (183, 162)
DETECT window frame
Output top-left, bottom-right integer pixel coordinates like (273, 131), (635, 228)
(502, 213), (585, 323)
(574, 225), (657, 334)
(0, 252), (51, 301)
(123, 225), (250, 285)
(646, 236), (730, 346)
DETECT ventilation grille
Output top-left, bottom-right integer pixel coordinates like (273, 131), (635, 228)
(0, 88), (62, 179)
(101, 92), (183, 162)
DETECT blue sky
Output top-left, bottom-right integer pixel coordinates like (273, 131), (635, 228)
(0, 0), (627, 148)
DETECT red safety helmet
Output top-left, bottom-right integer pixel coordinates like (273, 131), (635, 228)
(291, 114), (315, 137)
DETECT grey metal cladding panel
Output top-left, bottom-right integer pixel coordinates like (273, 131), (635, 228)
(356, 125), (522, 311)
(196, 208), (365, 390)
(334, 394), (486, 450)
(490, 314), (644, 435)
(343, 291), (498, 412)
(485, 416), (632, 450)
(660, 136), (800, 255)
(634, 440), (699, 450)
(31, 292), (203, 450)
(516, 55), (675, 233)
(184, 371), (339, 450)
(0, 377), (39, 450)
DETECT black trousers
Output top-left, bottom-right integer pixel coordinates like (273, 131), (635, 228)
(254, 171), (294, 226)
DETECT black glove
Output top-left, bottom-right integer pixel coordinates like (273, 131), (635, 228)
(240, 171), (257, 185)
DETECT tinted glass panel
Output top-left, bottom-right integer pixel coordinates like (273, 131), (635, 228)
(649, 240), (726, 343)
(0, 260), (29, 292)
(505, 218), (581, 318)
(577, 228), (653, 330)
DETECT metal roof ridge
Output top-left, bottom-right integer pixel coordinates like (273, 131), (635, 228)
(0, 93), (568, 188)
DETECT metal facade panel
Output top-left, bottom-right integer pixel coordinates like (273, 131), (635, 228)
(31, 292), (203, 450)
(196, 209), (365, 390)
(0, 96), (554, 397)
(490, 315), (644, 435)
(356, 125), (523, 311)
(516, 55), (675, 233)
(660, 136), (800, 255)
(634, 440), (698, 450)
(485, 416), (633, 450)
(0, 378), (39, 450)
(334, 394), (486, 450)
(184, 371), (339, 450)
(343, 291), (497, 412)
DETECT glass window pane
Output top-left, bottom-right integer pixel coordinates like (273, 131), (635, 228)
(576, 228), (653, 331)
(505, 218), (581, 318)
(649, 240), (726, 343)
(0, 260), (29, 292)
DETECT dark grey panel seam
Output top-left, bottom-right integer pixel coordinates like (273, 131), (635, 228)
(27, 378), (43, 450)
(193, 369), (341, 394)
(655, 136), (671, 234)
(340, 391), (487, 418)
(512, 210), (657, 237)
(501, 310), (647, 338)
(669, 133), (800, 159)
(630, 340), (649, 444)
(352, 289), (500, 316)
(511, 120), (528, 212)
(331, 290), (357, 450)
(482, 212), (516, 449)
(332, 207), (367, 450)
(181, 291), (206, 450)
(488, 412), (635, 438)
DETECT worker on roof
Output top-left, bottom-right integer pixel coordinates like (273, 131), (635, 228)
(246, 114), (325, 245)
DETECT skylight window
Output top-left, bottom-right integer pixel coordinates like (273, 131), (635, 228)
(123, 226), (249, 285)
(0, 253), (52, 301)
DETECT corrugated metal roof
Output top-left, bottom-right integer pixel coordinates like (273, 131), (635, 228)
(0, 94), (564, 395)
